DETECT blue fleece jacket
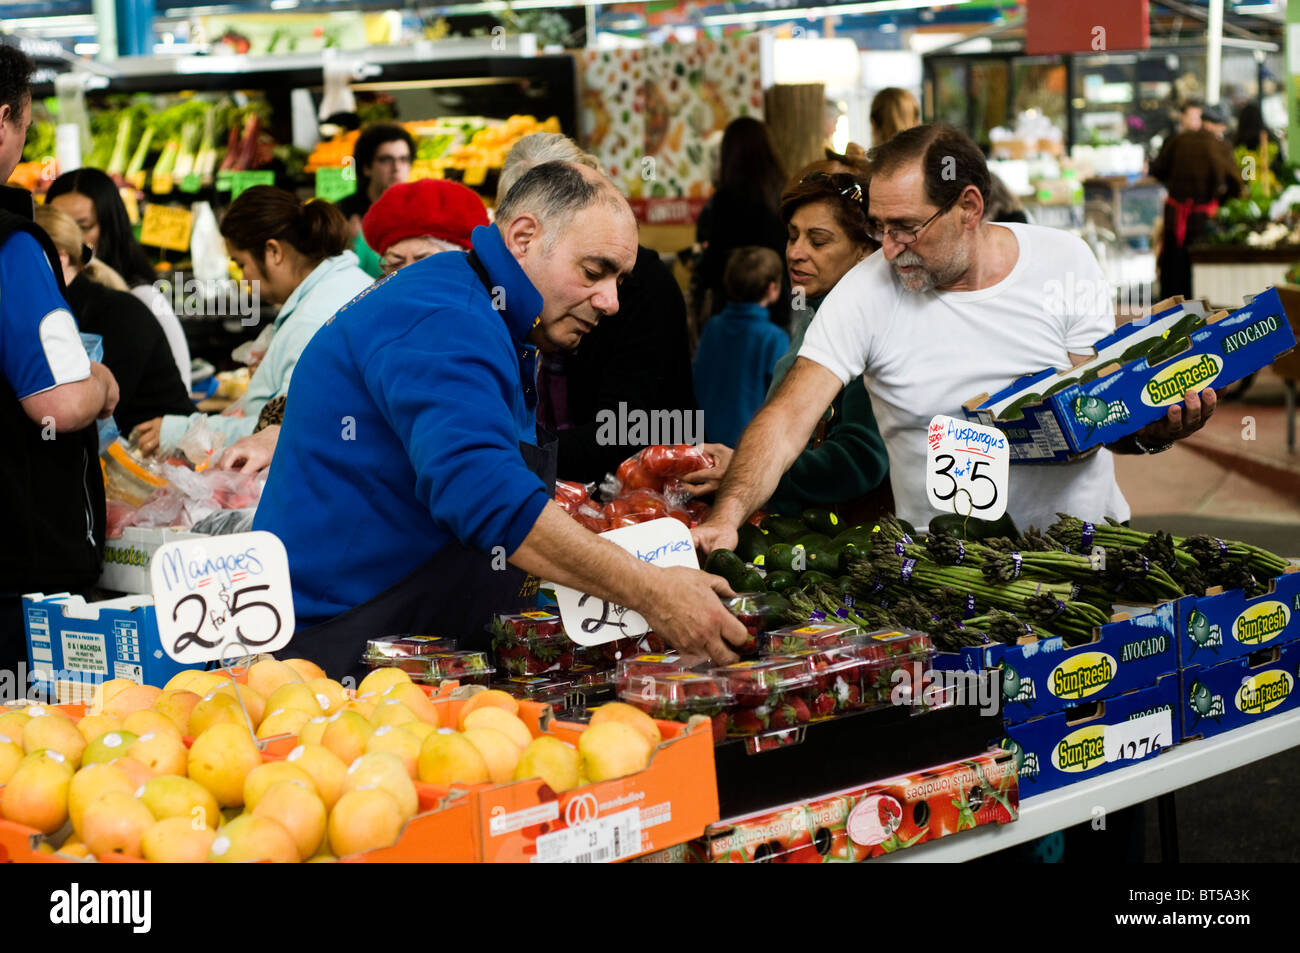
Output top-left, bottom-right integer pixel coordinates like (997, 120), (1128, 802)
(254, 224), (550, 628)
(693, 300), (789, 447)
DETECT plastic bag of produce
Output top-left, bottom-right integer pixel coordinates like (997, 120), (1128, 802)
(170, 415), (227, 469)
(130, 464), (263, 530)
(605, 444), (715, 497)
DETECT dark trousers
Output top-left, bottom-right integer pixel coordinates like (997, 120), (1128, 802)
(1158, 205), (1212, 301)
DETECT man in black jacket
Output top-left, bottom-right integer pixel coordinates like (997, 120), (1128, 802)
(500, 134), (699, 485)
(0, 43), (118, 676)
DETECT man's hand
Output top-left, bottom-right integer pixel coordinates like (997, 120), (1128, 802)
(691, 519), (739, 558)
(679, 442), (733, 497)
(132, 417), (164, 456)
(218, 425), (280, 473)
(90, 362), (119, 420)
(1131, 387), (1217, 448)
(639, 565), (748, 665)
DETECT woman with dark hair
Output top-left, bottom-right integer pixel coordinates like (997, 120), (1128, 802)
(131, 186), (372, 456)
(683, 156), (892, 520)
(46, 167), (192, 390)
(35, 204), (194, 434)
(1233, 102), (1286, 180)
(335, 123), (416, 278)
(694, 117), (789, 325)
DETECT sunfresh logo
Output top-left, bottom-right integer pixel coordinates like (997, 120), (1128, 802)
(1052, 726), (1108, 773)
(1232, 602), (1290, 646)
(1221, 315), (1280, 355)
(1000, 664), (1036, 705)
(1050, 652), (1116, 700)
(103, 546), (150, 568)
(1119, 635), (1169, 663)
(1187, 680), (1226, 724)
(1185, 609), (1223, 657)
(1001, 738), (1039, 779)
(1235, 671), (1293, 715)
(1142, 354), (1222, 407)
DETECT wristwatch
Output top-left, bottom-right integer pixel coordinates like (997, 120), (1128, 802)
(1131, 434), (1174, 454)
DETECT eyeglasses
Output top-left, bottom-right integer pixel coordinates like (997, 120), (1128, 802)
(800, 171), (864, 205)
(372, 154), (412, 167)
(867, 201), (954, 246)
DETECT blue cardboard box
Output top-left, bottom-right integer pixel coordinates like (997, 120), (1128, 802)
(22, 593), (189, 703)
(1179, 569), (1300, 671)
(1001, 674), (1180, 797)
(932, 599), (1184, 724)
(1181, 640), (1300, 742)
(964, 288), (1296, 462)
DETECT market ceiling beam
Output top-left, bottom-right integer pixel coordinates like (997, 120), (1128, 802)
(1149, 0), (1272, 42)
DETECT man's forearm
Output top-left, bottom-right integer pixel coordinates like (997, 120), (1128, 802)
(509, 502), (657, 609)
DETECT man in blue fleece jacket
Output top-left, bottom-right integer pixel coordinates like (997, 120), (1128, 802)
(256, 162), (747, 678)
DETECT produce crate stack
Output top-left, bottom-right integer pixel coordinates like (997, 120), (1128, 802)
(1178, 567), (1300, 742)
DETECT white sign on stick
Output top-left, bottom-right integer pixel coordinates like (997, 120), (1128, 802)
(548, 518), (699, 647)
(925, 414), (1010, 520)
(150, 531), (296, 665)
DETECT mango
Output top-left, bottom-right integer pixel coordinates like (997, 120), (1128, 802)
(0, 710), (32, 741)
(364, 725), (421, 778)
(76, 714), (123, 745)
(328, 788), (403, 857)
(82, 730), (137, 766)
(298, 716), (330, 746)
(463, 727), (521, 785)
(265, 682), (327, 718)
(579, 721), (652, 782)
(321, 711), (372, 765)
(126, 732), (189, 777)
(187, 693), (247, 737)
(417, 731), (490, 785)
(243, 761), (316, 811)
(89, 678), (138, 714)
(209, 814), (299, 863)
(462, 708), (531, 750)
(285, 744), (348, 809)
(283, 658), (327, 682)
(103, 684), (161, 720)
(307, 678), (348, 716)
(0, 736), (23, 784)
(253, 781), (327, 860)
(137, 775), (220, 829)
(357, 667), (411, 697)
(68, 761), (135, 837)
(2, 750), (73, 833)
(245, 658), (303, 700)
(514, 735), (581, 793)
(590, 701), (662, 749)
(151, 690), (202, 735)
(122, 710), (183, 741)
(22, 713), (87, 766)
(380, 682), (440, 726)
(142, 816), (216, 862)
(187, 722), (262, 808)
(213, 683), (267, 728)
(369, 699), (418, 728)
(81, 790), (154, 857)
(342, 751), (418, 819)
(457, 689), (520, 730)
(257, 708), (313, 740)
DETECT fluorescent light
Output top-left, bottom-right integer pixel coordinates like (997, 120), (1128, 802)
(74, 43), (100, 55)
(700, 0), (969, 27)
(270, 0), (300, 8)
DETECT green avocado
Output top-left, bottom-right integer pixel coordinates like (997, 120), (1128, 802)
(764, 570), (799, 593)
(800, 508), (841, 537)
(735, 522), (769, 563)
(705, 549), (746, 588)
(765, 543), (800, 574)
(799, 571), (834, 590)
(760, 515), (807, 541)
(735, 569), (766, 593)
(794, 532), (833, 550)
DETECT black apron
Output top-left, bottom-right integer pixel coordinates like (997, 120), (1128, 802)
(282, 249), (556, 683)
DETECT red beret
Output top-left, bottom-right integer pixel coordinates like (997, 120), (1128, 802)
(361, 178), (489, 255)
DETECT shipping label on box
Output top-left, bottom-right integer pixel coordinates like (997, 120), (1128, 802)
(1180, 569), (1300, 671)
(965, 288), (1295, 462)
(1001, 675), (1179, 797)
(21, 593), (189, 701)
(1181, 640), (1300, 742)
(933, 600), (1183, 723)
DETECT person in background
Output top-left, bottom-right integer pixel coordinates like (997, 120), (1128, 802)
(334, 123), (415, 278)
(1150, 104), (1242, 299)
(497, 133), (700, 485)
(983, 173), (1029, 224)
(0, 43), (117, 672)
(35, 205), (193, 435)
(694, 117), (789, 328)
(46, 167), (192, 392)
(131, 187), (371, 455)
(1233, 102), (1286, 181)
(363, 176), (487, 275)
(683, 161), (891, 522)
(692, 247), (789, 448)
(870, 88), (922, 147)
(216, 178), (491, 474)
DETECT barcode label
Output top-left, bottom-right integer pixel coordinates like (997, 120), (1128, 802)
(532, 807), (643, 863)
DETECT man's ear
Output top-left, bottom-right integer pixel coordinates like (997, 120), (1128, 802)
(502, 213), (542, 258)
(960, 184), (985, 229)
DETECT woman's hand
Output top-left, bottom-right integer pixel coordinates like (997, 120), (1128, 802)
(218, 425), (281, 473)
(678, 443), (734, 497)
(131, 417), (164, 456)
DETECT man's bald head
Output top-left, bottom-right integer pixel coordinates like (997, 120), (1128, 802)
(496, 160), (633, 252)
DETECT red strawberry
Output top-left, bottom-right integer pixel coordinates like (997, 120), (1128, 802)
(728, 707), (766, 736)
(811, 691), (836, 719)
(788, 696), (811, 723)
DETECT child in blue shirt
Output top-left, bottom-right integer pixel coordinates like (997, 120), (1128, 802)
(693, 246), (789, 447)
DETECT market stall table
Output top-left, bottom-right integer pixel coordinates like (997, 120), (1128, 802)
(875, 708), (1300, 863)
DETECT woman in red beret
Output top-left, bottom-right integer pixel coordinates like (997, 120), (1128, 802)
(362, 177), (489, 275)
(216, 177), (490, 474)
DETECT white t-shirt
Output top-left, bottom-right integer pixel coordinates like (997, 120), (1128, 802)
(799, 222), (1131, 533)
(132, 283), (192, 392)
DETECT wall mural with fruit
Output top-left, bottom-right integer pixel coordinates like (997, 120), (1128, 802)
(579, 36), (763, 218)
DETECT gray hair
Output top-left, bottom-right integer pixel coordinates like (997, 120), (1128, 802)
(497, 132), (601, 203)
(495, 160), (628, 250)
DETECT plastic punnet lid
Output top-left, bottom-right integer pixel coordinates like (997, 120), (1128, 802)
(488, 610), (567, 647)
(710, 657), (815, 696)
(762, 622), (863, 654)
(496, 673), (577, 699)
(615, 653), (691, 687)
(363, 634), (454, 660)
(781, 644), (871, 675)
(563, 664), (615, 690)
(412, 650), (494, 682)
(858, 629), (934, 663)
(620, 672), (732, 716)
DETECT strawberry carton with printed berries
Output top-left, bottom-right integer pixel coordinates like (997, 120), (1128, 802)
(712, 657), (816, 737)
(488, 610), (574, 675)
(762, 621), (863, 655)
(781, 645), (872, 717)
(621, 671), (733, 743)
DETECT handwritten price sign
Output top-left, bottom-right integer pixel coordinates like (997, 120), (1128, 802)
(548, 518), (699, 647)
(139, 203), (194, 253)
(150, 531), (295, 664)
(925, 414), (1010, 520)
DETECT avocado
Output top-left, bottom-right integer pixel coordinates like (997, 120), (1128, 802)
(794, 532), (833, 550)
(835, 541), (865, 573)
(801, 542), (837, 575)
(801, 507), (841, 537)
(759, 515), (807, 541)
(705, 549), (746, 589)
(735, 522), (769, 563)
(735, 569), (766, 593)
(1119, 336), (1157, 364)
(799, 571), (834, 590)
(764, 570), (799, 593)
(765, 543), (800, 574)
